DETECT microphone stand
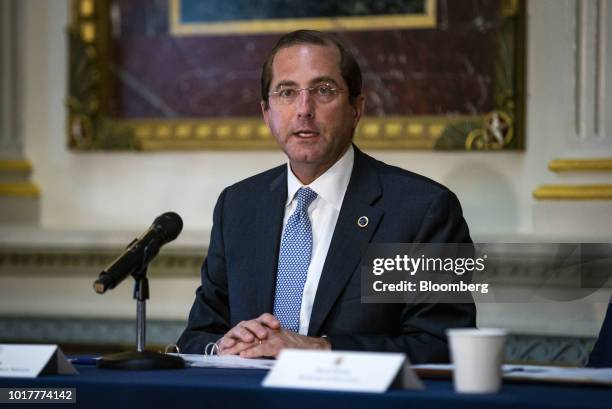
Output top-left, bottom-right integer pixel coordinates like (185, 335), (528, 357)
(97, 247), (184, 370)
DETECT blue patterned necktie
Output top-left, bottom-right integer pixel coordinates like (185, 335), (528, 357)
(273, 187), (318, 332)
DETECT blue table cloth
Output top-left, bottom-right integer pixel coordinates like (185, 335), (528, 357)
(0, 364), (610, 409)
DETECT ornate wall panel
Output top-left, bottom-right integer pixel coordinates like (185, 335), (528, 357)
(533, 1), (612, 201)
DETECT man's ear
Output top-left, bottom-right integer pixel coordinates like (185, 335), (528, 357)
(352, 95), (366, 127)
(261, 100), (270, 127)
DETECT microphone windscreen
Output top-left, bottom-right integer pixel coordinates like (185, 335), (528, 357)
(154, 212), (183, 242)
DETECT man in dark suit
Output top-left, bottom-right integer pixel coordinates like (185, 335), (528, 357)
(588, 301), (612, 367)
(178, 30), (476, 363)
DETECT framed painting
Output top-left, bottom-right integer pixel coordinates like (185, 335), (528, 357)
(67, 0), (525, 151)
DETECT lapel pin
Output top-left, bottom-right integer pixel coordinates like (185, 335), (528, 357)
(357, 216), (369, 228)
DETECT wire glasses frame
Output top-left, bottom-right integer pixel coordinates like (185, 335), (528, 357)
(268, 83), (345, 105)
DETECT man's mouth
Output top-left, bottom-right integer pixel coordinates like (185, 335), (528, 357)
(292, 129), (319, 138)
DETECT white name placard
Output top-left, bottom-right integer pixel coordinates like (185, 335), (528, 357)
(0, 344), (78, 378)
(263, 349), (422, 393)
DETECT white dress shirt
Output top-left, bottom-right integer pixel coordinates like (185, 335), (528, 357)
(281, 145), (354, 335)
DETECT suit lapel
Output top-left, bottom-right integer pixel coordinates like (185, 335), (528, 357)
(255, 168), (287, 315)
(308, 148), (384, 336)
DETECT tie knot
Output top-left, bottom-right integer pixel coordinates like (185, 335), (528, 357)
(295, 187), (317, 212)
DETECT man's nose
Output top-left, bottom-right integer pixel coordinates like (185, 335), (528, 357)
(296, 89), (315, 118)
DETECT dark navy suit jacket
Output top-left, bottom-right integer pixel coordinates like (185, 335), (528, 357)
(178, 147), (476, 363)
(588, 302), (612, 367)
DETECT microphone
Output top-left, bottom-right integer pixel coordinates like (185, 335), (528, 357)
(93, 212), (183, 294)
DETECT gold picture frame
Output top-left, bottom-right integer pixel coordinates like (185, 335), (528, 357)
(67, 0), (526, 151)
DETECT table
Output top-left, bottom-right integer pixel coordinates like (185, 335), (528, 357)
(0, 364), (610, 409)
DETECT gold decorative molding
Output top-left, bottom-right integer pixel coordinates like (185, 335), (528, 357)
(127, 115), (482, 151)
(502, 0), (520, 16)
(0, 160), (32, 172)
(465, 111), (514, 150)
(548, 158), (612, 172)
(0, 182), (40, 197)
(533, 185), (612, 200)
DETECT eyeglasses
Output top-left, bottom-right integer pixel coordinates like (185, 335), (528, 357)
(268, 83), (345, 105)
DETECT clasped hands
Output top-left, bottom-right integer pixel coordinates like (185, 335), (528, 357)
(218, 313), (331, 358)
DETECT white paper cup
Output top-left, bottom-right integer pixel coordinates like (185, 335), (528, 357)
(446, 328), (507, 394)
